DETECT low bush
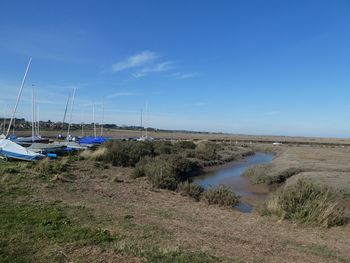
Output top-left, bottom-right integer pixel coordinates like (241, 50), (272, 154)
(144, 158), (177, 190)
(262, 179), (348, 228)
(177, 181), (204, 201)
(102, 141), (154, 167)
(132, 156), (153, 178)
(134, 155), (202, 190)
(202, 185), (239, 207)
(173, 141), (196, 152)
(195, 142), (219, 161)
(153, 141), (173, 155)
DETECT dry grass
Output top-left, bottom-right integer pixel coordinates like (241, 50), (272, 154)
(1, 159), (350, 262)
(80, 147), (107, 160)
(245, 145), (350, 195)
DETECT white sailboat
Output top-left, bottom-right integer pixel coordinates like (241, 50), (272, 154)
(137, 102), (154, 142)
(0, 58), (44, 161)
(14, 84), (48, 146)
(0, 139), (44, 161)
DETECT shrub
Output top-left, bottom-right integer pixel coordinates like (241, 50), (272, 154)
(166, 155), (202, 180)
(153, 141), (173, 155)
(174, 141), (196, 152)
(144, 158), (177, 190)
(134, 155), (202, 190)
(202, 185), (239, 207)
(181, 149), (196, 158)
(132, 156), (153, 178)
(195, 142), (219, 161)
(102, 141), (154, 167)
(262, 179), (348, 228)
(177, 181), (204, 201)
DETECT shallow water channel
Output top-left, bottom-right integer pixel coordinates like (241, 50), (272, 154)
(191, 152), (274, 213)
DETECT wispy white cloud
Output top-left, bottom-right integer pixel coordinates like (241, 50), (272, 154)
(171, 72), (199, 80)
(111, 51), (175, 78)
(112, 51), (158, 72)
(133, 61), (173, 77)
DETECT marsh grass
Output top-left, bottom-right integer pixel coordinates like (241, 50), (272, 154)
(203, 185), (239, 207)
(177, 181), (204, 201)
(243, 164), (302, 185)
(261, 179), (348, 227)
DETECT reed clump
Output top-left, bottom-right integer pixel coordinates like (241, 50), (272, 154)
(261, 179), (348, 228)
(202, 185), (239, 207)
(177, 181), (204, 201)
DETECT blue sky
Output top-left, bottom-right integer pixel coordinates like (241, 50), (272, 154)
(1, 0), (350, 137)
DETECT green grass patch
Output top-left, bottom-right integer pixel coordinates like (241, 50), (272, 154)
(0, 203), (118, 263)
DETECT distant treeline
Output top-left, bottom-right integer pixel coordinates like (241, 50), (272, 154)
(0, 117), (223, 135)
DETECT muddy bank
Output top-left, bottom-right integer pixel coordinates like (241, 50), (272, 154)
(191, 152), (275, 212)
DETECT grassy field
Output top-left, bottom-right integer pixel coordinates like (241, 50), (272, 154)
(1, 140), (350, 262)
(15, 128), (350, 145)
(246, 144), (350, 194)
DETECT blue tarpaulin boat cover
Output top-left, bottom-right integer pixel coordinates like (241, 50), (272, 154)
(79, 136), (107, 145)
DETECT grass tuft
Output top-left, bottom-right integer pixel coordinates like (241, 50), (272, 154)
(177, 181), (204, 201)
(203, 185), (239, 207)
(261, 179), (348, 227)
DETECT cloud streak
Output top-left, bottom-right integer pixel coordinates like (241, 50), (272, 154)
(132, 61), (173, 78)
(111, 50), (175, 78)
(112, 51), (158, 72)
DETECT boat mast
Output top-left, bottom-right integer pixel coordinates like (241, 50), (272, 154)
(100, 98), (104, 136)
(62, 93), (70, 132)
(140, 109), (143, 137)
(6, 57), (32, 137)
(37, 104), (40, 137)
(93, 103), (96, 138)
(32, 85), (35, 141)
(67, 87), (76, 139)
(2, 103), (5, 135)
(145, 101), (148, 138)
